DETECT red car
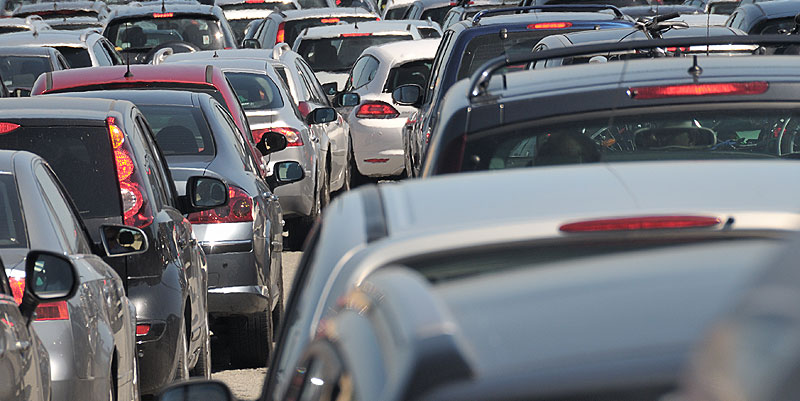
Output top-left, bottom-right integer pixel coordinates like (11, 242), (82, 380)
(31, 64), (266, 174)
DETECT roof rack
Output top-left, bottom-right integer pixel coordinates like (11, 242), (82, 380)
(471, 4), (624, 24)
(468, 34), (800, 99)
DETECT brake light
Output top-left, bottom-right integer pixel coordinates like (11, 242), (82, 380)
(152, 12), (173, 18)
(356, 101), (399, 118)
(136, 324), (151, 336)
(341, 33), (371, 37)
(321, 18), (339, 23)
(666, 47), (688, 52)
(245, 0), (264, 3)
(364, 158), (389, 163)
(0, 122), (20, 134)
(559, 215), (721, 233)
(630, 82), (769, 99)
(528, 22), (572, 29)
(8, 277), (70, 320)
(253, 127), (303, 147)
(276, 21), (285, 44)
(187, 185), (254, 224)
(107, 117), (153, 228)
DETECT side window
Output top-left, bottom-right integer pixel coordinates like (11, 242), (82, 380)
(295, 60), (325, 104)
(133, 114), (173, 209)
(103, 39), (123, 65)
(93, 40), (113, 66)
(297, 59), (332, 106)
(347, 55), (379, 91)
(56, 54), (69, 70)
(427, 30), (453, 102)
(213, 104), (258, 173)
(34, 164), (91, 254)
(385, 5), (410, 19)
(728, 11), (742, 29)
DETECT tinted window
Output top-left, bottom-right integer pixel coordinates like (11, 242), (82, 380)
(709, 1), (738, 13)
(228, 18), (258, 44)
(0, 27), (27, 34)
(93, 41), (113, 66)
(137, 104), (215, 156)
(282, 16), (378, 46)
(420, 5), (452, 24)
(225, 72), (285, 110)
(222, 1), (297, 11)
(347, 55), (379, 89)
(0, 174), (26, 248)
(106, 15), (227, 52)
(0, 55), (50, 89)
(34, 165), (89, 254)
(297, 0), (327, 7)
(55, 46), (92, 68)
(385, 5), (410, 19)
(544, 0), (648, 5)
(297, 35), (413, 72)
(0, 125), (121, 219)
(383, 59), (432, 92)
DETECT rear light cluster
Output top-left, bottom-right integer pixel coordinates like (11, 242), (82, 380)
(321, 17), (339, 23)
(253, 127), (304, 147)
(0, 122), (20, 134)
(559, 215), (721, 232)
(107, 117), (154, 228)
(136, 324), (150, 336)
(356, 101), (399, 119)
(9, 277), (69, 321)
(528, 22), (572, 29)
(276, 21), (285, 44)
(341, 33), (371, 37)
(152, 12), (173, 18)
(188, 185), (254, 224)
(629, 82), (769, 99)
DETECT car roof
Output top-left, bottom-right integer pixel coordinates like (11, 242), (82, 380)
(13, 1), (106, 14)
(274, 7), (376, 20)
(463, 8), (627, 26)
(361, 37), (440, 64)
(738, 0), (800, 18)
(0, 29), (93, 46)
(46, 88), (201, 105)
(167, 54), (270, 72)
(297, 20), (421, 37)
(0, 46), (57, 56)
(0, 96), (126, 121)
(107, 1), (221, 19)
(33, 64), (218, 93)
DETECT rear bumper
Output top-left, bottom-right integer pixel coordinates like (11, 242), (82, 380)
(350, 116), (406, 177)
(135, 318), (178, 395)
(50, 377), (107, 401)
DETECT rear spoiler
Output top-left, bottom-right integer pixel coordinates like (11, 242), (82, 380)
(472, 4), (625, 24)
(468, 34), (800, 99)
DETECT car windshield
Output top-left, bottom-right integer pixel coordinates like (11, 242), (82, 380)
(106, 15), (227, 52)
(420, 5), (453, 24)
(0, 125), (121, 219)
(383, 59), (433, 92)
(225, 71), (285, 111)
(297, 34), (413, 72)
(0, 55), (50, 89)
(137, 104), (216, 156)
(282, 16), (377, 48)
(54, 46), (91, 68)
(0, 174), (27, 249)
(456, 107), (800, 173)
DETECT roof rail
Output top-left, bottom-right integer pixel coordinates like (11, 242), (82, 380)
(472, 4), (624, 24)
(468, 34), (800, 99)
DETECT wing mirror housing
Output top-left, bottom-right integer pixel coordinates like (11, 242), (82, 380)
(322, 82), (338, 96)
(157, 379), (234, 401)
(256, 131), (288, 155)
(18, 250), (79, 325)
(100, 225), (149, 257)
(275, 161), (305, 186)
(306, 107), (337, 125)
(335, 92), (360, 107)
(179, 176), (229, 214)
(241, 38), (261, 49)
(392, 84), (422, 106)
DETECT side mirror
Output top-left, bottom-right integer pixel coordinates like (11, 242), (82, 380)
(256, 131), (288, 155)
(274, 161), (305, 186)
(335, 92), (360, 107)
(158, 380), (233, 401)
(100, 225), (149, 257)
(181, 176), (229, 213)
(322, 82), (338, 96)
(392, 84), (422, 106)
(306, 107), (337, 125)
(241, 38), (261, 49)
(19, 250), (79, 324)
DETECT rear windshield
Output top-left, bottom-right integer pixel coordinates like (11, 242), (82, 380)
(0, 125), (121, 219)
(297, 34), (413, 72)
(0, 55), (50, 89)
(48, 22), (102, 30)
(55, 46), (91, 68)
(297, 0), (327, 8)
(222, 1), (297, 11)
(544, 0), (648, 6)
(0, 174), (27, 249)
(420, 5), (453, 24)
(455, 107), (798, 173)
(225, 71), (285, 110)
(709, 2), (738, 14)
(15, 9), (99, 19)
(228, 17), (259, 44)
(137, 104), (216, 156)
(0, 27), (28, 34)
(383, 59), (433, 92)
(106, 15), (227, 52)
(282, 16), (378, 47)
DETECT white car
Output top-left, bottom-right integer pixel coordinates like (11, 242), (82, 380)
(337, 38), (439, 181)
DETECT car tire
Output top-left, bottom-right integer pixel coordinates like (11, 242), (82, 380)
(232, 311), (273, 368)
(189, 319), (211, 378)
(174, 322), (189, 381)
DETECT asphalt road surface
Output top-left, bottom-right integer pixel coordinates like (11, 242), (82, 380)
(212, 251), (302, 401)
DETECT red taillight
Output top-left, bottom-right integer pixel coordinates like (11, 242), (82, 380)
(665, 47), (688, 52)
(321, 17), (339, 23)
(528, 22), (572, 29)
(297, 101), (312, 118)
(9, 277), (69, 321)
(188, 185), (254, 224)
(152, 12), (173, 18)
(136, 324), (151, 336)
(107, 117), (153, 228)
(630, 82), (769, 100)
(559, 215), (721, 233)
(0, 122), (20, 134)
(276, 21), (285, 44)
(364, 158), (389, 163)
(356, 101), (399, 119)
(253, 127), (303, 147)
(245, 0), (263, 3)
(341, 33), (371, 37)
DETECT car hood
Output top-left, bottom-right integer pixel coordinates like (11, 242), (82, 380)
(166, 155), (214, 196)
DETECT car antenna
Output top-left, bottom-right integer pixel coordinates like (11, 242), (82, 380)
(687, 54), (702, 81)
(161, 0), (166, 13)
(213, 50), (219, 57)
(124, 22), (133, 78)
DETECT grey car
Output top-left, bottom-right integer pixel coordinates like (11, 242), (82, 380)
(0, 46), (69, 96)
(0, 28), (122, 68)
(0, 150), (146, 401)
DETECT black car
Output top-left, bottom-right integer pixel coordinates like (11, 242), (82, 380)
(0, 96), (228, 395)
(414, 35), (800, 177)
(441, 0), (520, 29)
(727, 0), (800, 34)
(0, 46), (69, 96)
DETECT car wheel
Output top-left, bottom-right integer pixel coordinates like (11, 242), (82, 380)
(232, 311), (273, 368)
(189, 319), (211, 378)
(174, 322), (189, 381)
(349, 147), (371, 188)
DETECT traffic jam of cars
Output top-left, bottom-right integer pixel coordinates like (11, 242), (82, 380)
(1, 0), (800, 398)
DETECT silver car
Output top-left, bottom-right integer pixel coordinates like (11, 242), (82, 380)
(0, 28), (122, 68)
(0, 150), (143, 401)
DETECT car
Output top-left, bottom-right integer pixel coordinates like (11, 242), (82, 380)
(0, 96), (228, 395)
(1, 242), (82, 401)
(382, 0), (452, 25)
(241, 8), (380, 50)
(412, 35), (800, 177)
(0, 15), (52, 35)
(441, 0), (523, 28)
(683, 0), (740, 14)
(102, 0), (238, 64)
(44, 16), (105, 31)
(12, 1), (110, 21)
(337, 39), (439, 182)
(292, 21), (424, 89)
(49, 89), (303, 368)
(0, 28), (122, 68)
(1, 150), (141, 401)
(727, 0), (800, 34)
(0, 46), (69, 96)
(216, 0), (300, 44)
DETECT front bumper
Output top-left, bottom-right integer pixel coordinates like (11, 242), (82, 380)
(350, 116), (406, 177)
(208, 285), (270, 315)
